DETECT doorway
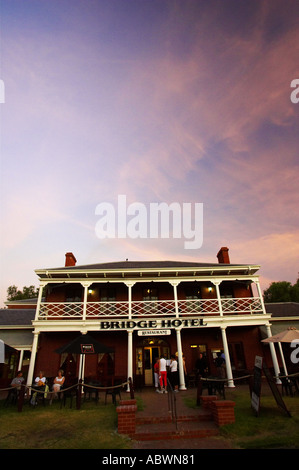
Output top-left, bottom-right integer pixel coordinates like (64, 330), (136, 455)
(136, 338), (170, 386)
(144, 347), (160, 385)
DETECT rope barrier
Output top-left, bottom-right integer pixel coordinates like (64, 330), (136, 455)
(0, 380), (130, 397)
(199, 374), (253, 383)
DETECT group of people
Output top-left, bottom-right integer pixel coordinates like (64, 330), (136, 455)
(10, 369), (66, 404)
(153, 353), (187, 393)
(195, 351), (226, 380)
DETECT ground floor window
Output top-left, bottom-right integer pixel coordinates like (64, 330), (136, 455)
(228, 342), (246, 370)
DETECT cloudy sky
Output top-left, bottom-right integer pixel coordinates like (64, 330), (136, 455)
(0, 0), (298, 306)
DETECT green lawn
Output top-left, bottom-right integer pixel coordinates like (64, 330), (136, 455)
(0, 384), (298, 449)
(0, 399), (132, 449)
(216, 384), (299, 449)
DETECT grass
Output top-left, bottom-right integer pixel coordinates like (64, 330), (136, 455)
(219, 383), (299, 449)
(1, 383), (298, 449)
(0, 398), (132, 449)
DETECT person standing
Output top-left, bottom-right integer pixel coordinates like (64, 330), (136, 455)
(159, 355), (168, 393)
(154, 357), (160, 392)
(169, 355), (179, 391)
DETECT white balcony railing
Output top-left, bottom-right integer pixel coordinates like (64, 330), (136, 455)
(37, 297), (263, 320)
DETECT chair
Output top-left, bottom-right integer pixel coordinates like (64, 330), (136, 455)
(4, 388), (18, 407)
(105, 380), (122, 405)
(280, 375), (296, 397)
(84, 381), (101, 403)
(188, 373), (197, 388)
(60, 383), (77, 408)
(207, 376), (225, 399)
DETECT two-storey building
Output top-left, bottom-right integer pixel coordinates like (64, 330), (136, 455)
(26, 247), (280, 389)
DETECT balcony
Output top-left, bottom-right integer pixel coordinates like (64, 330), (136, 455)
(37, 297), (264, 320)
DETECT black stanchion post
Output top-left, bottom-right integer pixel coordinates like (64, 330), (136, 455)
(17, 385), (25, 412)
(129, 377), (134, 399)
(77, 381), (82, 410)
(197, 376), (203, 405)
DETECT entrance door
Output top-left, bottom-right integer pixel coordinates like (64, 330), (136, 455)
(144, 347), (160, 385)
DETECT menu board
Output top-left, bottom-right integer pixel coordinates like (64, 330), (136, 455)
(251, 356), (263, 416)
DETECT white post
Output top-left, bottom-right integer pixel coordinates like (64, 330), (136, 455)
(26, 332), (40, 389)
(278, 342), (288, 377)
(34, 283), (46, 321)
(255, 280), (267, 314)
(220, 326), (235, 387)
(125, 282), (135, 320)
(127, 330), (133, 392)
(81, 282), (91, 321)
(213, 280), (223, 316)
(171, 281), (180, 318)
(18, 349), (24, 371)
(265, 324), (281, 384)
(176, 328), (186, 390)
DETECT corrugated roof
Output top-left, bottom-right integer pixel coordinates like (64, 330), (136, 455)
(265, 302), (299, 317)
(0, 309), (35, 326)
(47, 260), (233, 270)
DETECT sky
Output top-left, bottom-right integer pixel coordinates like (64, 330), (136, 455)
(0, 0), (298, 307)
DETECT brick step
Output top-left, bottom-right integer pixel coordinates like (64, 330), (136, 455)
(132, 420), (219, 441)
(136, 411), (213, 425)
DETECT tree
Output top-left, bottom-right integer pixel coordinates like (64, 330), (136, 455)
(263, 278), (299, 303)
(7, 285), (39, 301)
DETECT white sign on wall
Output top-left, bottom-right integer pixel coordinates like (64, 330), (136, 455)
(137, 329), (171, 336)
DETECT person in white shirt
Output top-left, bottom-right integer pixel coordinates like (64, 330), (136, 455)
(35, 371), (46, 387)
(159, 355), (168, 393)
(169, 355), (179, 391)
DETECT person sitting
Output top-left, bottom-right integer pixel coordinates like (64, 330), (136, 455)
(52, 369), (65, 397)
(6, 371), (25, 405)
(31, 371), (47, 405)
(35, 371), (46, 387)
(11, 370), (25, 390)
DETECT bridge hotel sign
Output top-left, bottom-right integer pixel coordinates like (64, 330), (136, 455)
(97, 317), (207, 333)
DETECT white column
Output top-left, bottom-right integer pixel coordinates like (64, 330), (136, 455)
(278, 342), (288, 377)
(127, 330), (133, 392)
(255, 280), (267, 314)
(125, 282), (135, 320)
(18, 349), (24, 371)
(34, 283), (46, 321)
(78, 354), (86, 383)
(26, 331), (40, 389)
(220, 326), (235, 387)
(176, 328), (186, 390)
(81, 282), (91, 321)
(213, 280), (223, 316)
(265, 324), (281, 383)
(171, 281), (180, 318)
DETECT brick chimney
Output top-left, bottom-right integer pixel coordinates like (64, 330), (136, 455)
(217, 247), (230, 264)
(65, 252), (77, 267)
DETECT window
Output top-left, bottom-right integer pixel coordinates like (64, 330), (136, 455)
(185, 286), (202, 313)
(143, 287), (158, 314)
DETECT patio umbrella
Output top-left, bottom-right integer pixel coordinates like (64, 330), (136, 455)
(262, 327), (299, 377)
(55, 333), (114, 382)
(55, 333), (113, 355)
(261, 327), (299, 343)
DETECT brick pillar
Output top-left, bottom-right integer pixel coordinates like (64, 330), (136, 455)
(200, 395), (217, 410)
(116, 400), (137, 435)
(211, 400), (235, 426)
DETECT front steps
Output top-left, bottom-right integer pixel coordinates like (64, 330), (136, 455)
(132, 409), (219, 441)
